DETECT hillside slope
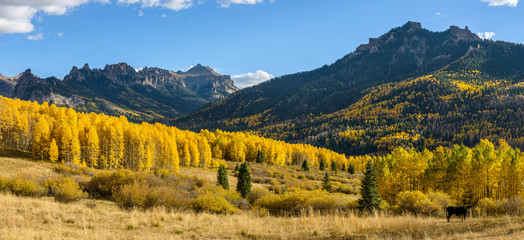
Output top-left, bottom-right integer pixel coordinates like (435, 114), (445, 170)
(174, 22), (524, 154)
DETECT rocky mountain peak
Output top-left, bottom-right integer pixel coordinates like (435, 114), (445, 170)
(349, 21), (482, 60)
(23, 69), (32, 76)
(402, 21), (422, 31)
(82, 63), (91, 71)
(448, 25), (482, 42)
(104, 63), (137, 75)
(185, 64), (218, 76)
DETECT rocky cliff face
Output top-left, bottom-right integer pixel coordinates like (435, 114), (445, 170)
(61, 63), (239, 101)
(0, 73), (20, 97)
(4, 62), (239, 122)
(348, 21), (481, 67)
(176, 64), (239, 101)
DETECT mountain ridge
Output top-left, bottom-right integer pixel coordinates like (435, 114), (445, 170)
(172, 21), (524, 155)
(2, 63), (239, 122)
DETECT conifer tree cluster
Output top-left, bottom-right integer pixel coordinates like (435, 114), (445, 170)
(348, 164), (355, 175)
(236, 162), (251, 198)
(322, 172), (331, 192)
(358, 161), (381, 212)
(319, 159), (326, 171)
(217, 164), (229, 190)
(301, 159), (309, 171)
(256, 150), (264, 163)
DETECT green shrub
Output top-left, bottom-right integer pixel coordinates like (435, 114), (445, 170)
(46, 177), (87, 203)
(476, 198), (504, 216)
(191, 192), (239, 214)
(247, 188), (270, 204)
(113, 181), (153, 209)
(254, 190), (348, 215)
(392, 191), (450, 216)
(0, 177), (9, 192)
(503, 196), (524, 216)
(54, 164), (83, 176)
(148, 186), (190, 210)
(9, 176), (47, 197)
(154, 168), (172, 178)
(86, 170), (134, 199)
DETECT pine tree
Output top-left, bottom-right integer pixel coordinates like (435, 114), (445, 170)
(256, 150), (265, 163)
(234, 163), (240, 173)
(358, 161), (381, 212)
(236, 162), (251, 198)
(348, 164), (355, 175)
(49, 138), (59, 163)
(319, 159), (326, 171)
(322, 172), (331, 192)
(217, 164), (229, 190)
(331, 161), (337, 172)
(302, 159), (310, 171)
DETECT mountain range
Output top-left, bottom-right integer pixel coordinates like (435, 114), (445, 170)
(0, 63), (238, 122)
(3, 21), (524, 156)
(173, 21), (524, 154)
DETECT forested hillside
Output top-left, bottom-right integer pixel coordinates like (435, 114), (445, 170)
(0, 96), (348, 173)
(173, 23), (524, 156)
(2, 96), (524, 207)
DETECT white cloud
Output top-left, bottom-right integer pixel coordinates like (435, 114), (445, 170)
(0, 0), (89, 34)
(481, 0), (518, 7)
(27, 32), (43, 40)
(477, 32), (496, 40)
(117, 0), (194, 11)
(218, 0), (264, 8)
(232, 70), (274, 88)
(0, 0), (268, 35)
(138, 10), (144, 16)
(57, 32), (63, 37)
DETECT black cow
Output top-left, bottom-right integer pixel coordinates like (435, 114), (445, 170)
(446, 206), (472, 222)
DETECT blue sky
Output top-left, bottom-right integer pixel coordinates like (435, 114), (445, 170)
(0, 0), (522, 88)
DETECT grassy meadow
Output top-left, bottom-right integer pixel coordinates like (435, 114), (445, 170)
(1, 156), (523, 239)
(1, 192), (523, 240)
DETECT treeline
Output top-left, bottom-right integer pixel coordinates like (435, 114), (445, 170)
(274, 70), (524, 155)
(0, 96), (349, 172)
(351, 139), (524, 206)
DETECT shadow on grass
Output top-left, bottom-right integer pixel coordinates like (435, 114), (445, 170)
(0, 150), (34, 159)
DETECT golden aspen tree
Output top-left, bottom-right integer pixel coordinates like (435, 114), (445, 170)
(60, 125), (73, 162)
(168, 137), (180, 172)
(189, 140), (200, 167)
(199, 137), (212, 167)
(49, 138), (59, 163)
(32, 116), (50, 160)
(144, 144), (153, 171)
(182, 143), (191, 167)
(86, 127), (99, 168)
(226, 139), (245, 162)
(137, 140), (145, 171)
(212, 144), (223, 160)
(14, 110), (29, 150)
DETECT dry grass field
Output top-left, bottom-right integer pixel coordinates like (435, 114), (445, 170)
(1, 155), (523, 239)
(1, 192), (523, 240)
(0, 155), (58, 179)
